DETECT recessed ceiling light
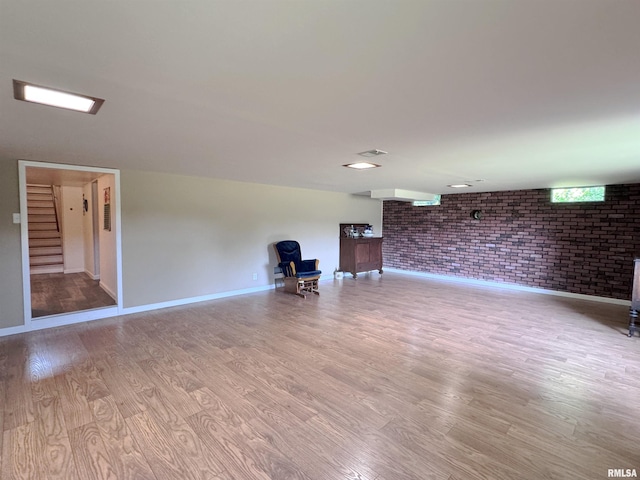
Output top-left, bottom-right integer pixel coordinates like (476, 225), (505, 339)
(447, 184), (473, 188)
(358, 149), (388, 158)
(13, 79), (104, 114)
(343, 162), (381, 170)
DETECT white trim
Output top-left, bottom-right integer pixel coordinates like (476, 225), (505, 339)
(113, 169), (123, 314)
(18, 160), (124, 331)
(121, 273), (336, 315)
(64, 268), (85, 274)
(384, 267), (631, 306)
(18, 164), (32, 330)
(0, 306), (120, 338)
(3, 250), (628, 338)
(3, 307), (121, 337)
(2, 260), (333, 337)
(0, 324), (30, 337)
(100, 281), (117, 301)
(84, 270), (100, 280)
(121, 275), (334, 315)
(121, 284), (277, 315)
(0, 285), (281, 337)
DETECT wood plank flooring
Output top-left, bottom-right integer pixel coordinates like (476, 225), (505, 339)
(2, 272), (640, 479)
(30, 272), (116, 318)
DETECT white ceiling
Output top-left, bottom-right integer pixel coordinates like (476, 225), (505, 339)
(2, 0), (640, 196)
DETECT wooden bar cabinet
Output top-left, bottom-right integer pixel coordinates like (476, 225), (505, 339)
(339, 223), (383, 279)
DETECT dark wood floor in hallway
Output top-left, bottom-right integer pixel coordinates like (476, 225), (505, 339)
(30, 272), (116, 318)
(2, 272), (639, 479)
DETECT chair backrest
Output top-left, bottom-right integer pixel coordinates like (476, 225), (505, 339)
(274, 240), (302, 265)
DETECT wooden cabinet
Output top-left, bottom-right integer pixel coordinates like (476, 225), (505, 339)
(339, 224), (383, 278)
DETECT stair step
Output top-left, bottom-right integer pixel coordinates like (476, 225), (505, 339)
(27, 186), (53, 195)
(28, 207), (56, 216)
(30, 254), (63, 266)
(27, 184), (63, 270)
(30, 264), (64, 275)
(28, 222), (58, 231)
(28, 199), (55, 208)
(29, 230), (61, 239)
(28, 214), (57, 223)
(27, 192), (53, 200)
(30, 246), (63, 256)
(29, 237), (62, 247)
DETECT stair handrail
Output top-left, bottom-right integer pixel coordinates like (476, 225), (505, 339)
(51, 185), (62, 232)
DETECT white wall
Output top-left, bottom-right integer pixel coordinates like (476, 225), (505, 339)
(61, 186), (85, 273)
(82, 182), (96, 279)
(121, 170), (383, 308)
(0, 164), (383, 330)
(0, 160), (24, 329)
(97, 174), (117, 299)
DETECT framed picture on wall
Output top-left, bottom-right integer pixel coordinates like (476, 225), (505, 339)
(103, 187), (111, 231)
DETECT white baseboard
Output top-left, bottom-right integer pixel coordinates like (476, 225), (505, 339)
(121, 284), (277, 315)
(1, 269), (629, 338)
(1, 276), (336, 337)
(384, 267), (631, 306)
(0, 306), (120, 338)
(121, 274), (338, 315)
(84, 269), (100, 280)
(64, 267), (85, 274)
(0, 324), (30, 337)
(100, 282), (117, 301)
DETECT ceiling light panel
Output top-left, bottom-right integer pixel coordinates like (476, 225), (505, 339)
(344, 162), (381, 169)
(13, 79), (104, 114)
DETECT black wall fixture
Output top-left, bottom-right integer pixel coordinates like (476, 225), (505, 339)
(470, 209), (483, 220)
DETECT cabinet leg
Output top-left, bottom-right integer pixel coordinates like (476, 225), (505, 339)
(352, 272), (358, 279)
(379, 268), (383, 274)
(629, 308), (638, 337)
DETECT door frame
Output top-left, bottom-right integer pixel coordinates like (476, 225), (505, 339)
(18, 160), (123, 332)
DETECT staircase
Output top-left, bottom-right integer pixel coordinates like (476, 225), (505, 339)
(27, 184), (64, 275)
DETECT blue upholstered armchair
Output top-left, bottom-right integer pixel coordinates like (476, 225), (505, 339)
(274, 240), (321, 297)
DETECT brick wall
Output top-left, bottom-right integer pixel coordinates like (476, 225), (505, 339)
(382, 184), (640, 299)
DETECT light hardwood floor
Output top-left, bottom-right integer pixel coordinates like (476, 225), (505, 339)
(2, 272), (639, 479)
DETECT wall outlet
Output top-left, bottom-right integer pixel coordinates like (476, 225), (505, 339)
(252, 273), (258, 281)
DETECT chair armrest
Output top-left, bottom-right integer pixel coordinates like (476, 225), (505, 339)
(278, 261), (296, 276)
(300, 259), (319, 272)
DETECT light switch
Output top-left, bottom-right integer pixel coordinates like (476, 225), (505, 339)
(12, 213), (21, 224)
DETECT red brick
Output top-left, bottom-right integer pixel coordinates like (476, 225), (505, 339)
(382, 184), (640, 299)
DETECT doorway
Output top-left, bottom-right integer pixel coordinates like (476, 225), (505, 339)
(19, 161), (123, 330)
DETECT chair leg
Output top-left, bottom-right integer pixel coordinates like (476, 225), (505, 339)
(283, 277), (319, 298)
(301, 278), (320, 296)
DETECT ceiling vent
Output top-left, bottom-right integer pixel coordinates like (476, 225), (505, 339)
(358, 149), (388, 158)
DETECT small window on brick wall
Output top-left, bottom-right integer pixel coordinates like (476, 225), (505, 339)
(551, 186), (605, 203)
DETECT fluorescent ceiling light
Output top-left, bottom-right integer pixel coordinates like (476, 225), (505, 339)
(343, 162), (381, 169)
(13, 79), (104, 114)
(447, 184), (472, 188)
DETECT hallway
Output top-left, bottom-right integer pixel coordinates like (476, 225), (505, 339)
(30, 272), (116, 317)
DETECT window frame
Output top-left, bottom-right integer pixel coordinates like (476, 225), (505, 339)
(550, 186), (605, 203)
